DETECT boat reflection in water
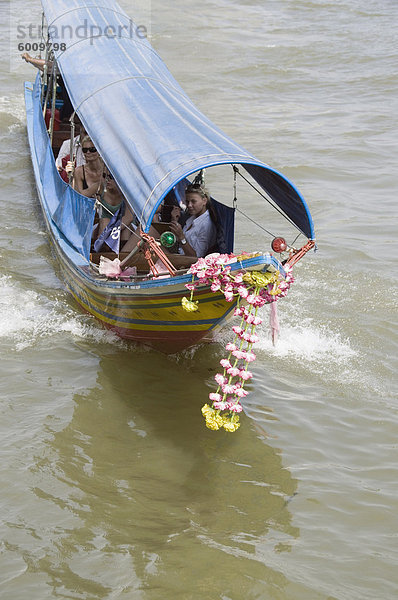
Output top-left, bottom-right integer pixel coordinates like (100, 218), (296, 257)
(29, 350), (299, 596)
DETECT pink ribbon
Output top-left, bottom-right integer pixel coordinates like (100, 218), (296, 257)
(270, 301), (280, 345)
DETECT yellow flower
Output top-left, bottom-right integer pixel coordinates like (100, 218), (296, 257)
(242, 272), (254, 285)
(202, 404), (224, 430)
(251, 271), (276, 287)
(205, 417), (222, 431)
(202, 405), (241, 432)
(269, 283), (281, 296)
(182, 296), (199, 312)
(236, 252), (261, 261)
(222, 414), (241, 432)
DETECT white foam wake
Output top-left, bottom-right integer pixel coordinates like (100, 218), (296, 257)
(0, 275), (121, 351)
(257, 321), (356, 364)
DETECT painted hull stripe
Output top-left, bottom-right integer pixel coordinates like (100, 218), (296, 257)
(68, 284), (231, 328)
(59, 255), (225, 307)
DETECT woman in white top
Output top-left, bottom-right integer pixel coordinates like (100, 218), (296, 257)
(170, 184), (217, 257)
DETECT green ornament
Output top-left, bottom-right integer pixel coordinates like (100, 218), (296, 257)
(160, 231), (177, 248)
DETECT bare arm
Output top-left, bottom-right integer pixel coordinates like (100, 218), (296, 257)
(22, 53), (52, 72)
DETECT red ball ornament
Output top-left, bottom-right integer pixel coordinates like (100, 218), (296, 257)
(271, 237), (287, 253)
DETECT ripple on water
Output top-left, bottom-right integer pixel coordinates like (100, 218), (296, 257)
(0, 94), (27, 132)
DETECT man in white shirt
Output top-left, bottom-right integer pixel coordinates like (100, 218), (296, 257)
(56, 131), (86, 170)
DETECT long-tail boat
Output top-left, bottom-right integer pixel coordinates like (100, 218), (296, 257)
(24, 0), (315, 355)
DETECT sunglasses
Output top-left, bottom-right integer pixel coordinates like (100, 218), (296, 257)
(104, 172), (114, 180)
(82, 146), (97, 154)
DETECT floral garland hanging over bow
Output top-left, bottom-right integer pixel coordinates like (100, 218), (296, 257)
(181, 253), (294, 432)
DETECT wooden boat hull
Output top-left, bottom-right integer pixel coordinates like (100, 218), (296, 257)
(58, 249), (239, 353)
(55, 232), (279, 353)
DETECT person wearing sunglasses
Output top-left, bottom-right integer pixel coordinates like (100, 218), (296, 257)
(94, 169), (138, 251)
(71, 137), (105, 198)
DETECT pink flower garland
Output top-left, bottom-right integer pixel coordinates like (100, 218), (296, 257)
(182, 253), (294, 432)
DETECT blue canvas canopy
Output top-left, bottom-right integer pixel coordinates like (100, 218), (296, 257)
(41, 0), (314, 240)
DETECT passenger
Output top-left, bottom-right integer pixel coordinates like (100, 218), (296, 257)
(169, 183), (217, 257)
(56, 125), (86, 180)
(153, 195), (182, 225)
(70, 137), (103, 198)
(95, 169), (136, 248)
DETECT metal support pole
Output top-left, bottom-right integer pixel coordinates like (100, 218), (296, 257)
(41, 39), (50, 111)
(232, 165), (238, 209)
(68, 112), (76, 186)
(48, 61), (58, 146)
(40, 30), (49, 105)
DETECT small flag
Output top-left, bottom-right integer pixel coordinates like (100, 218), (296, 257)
(93, 202), (124, 253)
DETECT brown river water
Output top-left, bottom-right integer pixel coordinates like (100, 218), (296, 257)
(0, 0), (397, 598)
